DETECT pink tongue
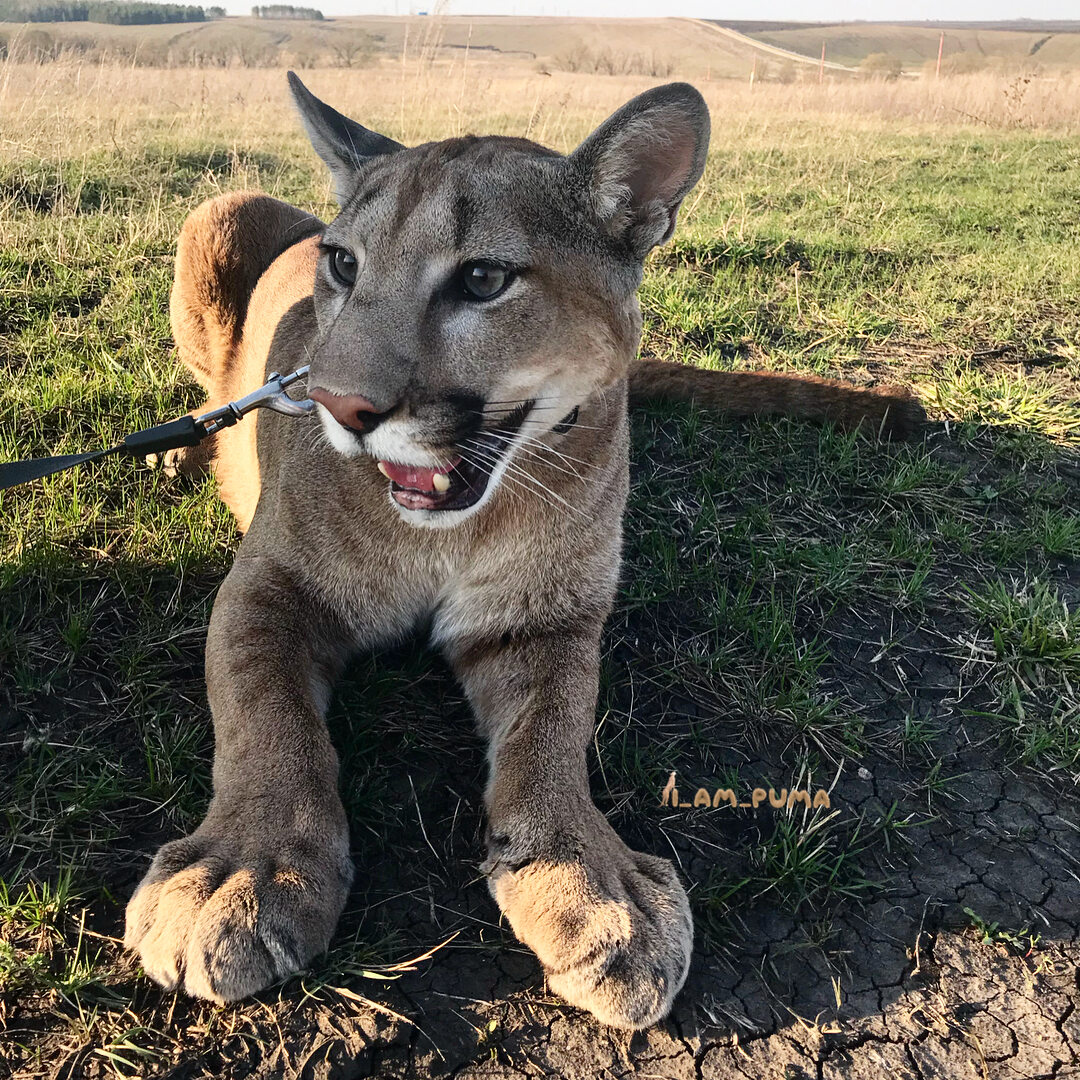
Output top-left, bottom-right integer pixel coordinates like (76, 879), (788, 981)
(379, 458), (460, 492)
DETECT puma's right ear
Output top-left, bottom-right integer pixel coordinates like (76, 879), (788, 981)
(571, 82), (710, 260)
(287, 71), (404, 204)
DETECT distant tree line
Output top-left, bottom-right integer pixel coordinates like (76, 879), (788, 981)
(0, 1), (206, 22)
(251, 4), (322, 19)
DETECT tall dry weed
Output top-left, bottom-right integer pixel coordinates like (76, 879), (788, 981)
(2, 58), (1079, 170)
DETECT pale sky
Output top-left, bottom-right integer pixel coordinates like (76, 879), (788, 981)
(260, 1), (1080, 19)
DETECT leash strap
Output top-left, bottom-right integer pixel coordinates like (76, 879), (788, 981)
(0, 368), (313, 493)
(0, 416), (206, 493)
(0, 446), (123, 489)
(121, 415), (205, 456)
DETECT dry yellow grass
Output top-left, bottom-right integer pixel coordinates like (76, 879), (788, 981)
(7, 14), (1080, 80)
(4, 57), (1080, 170)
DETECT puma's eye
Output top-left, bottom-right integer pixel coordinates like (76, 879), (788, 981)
(459, 261), (511, 301)
(328, 247), (358, 286)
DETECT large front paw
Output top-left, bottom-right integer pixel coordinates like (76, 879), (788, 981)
(486, 816), (692, 1029)
(125, 827), (353, 1002)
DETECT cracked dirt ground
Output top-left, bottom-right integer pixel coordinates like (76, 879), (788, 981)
(4, 404), (1079, 1080)
(130, 414), (1077, 1080)
(240, 722), (1080, 1080)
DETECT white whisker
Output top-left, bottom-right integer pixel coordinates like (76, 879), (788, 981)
(454, 447), (527, 511)
(485, 429), (600, 472)
(463, 439), (576, 516)
(472, 442), (586, 519)
(502, 431), (602, 471)
(482, 432), (588, 481)
(484, 436), (600, 487)
(514, 418), (606, 431)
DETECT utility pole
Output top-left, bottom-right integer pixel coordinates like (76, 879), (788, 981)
(819, 40), (825, 84)
(936, 30), (944, 78)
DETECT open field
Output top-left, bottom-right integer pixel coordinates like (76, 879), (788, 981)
(7, 14), (1080, 77)
(2, 56), (1080, 1080)
(743, 21), (1080, 73)
(0, 15), (779, 75)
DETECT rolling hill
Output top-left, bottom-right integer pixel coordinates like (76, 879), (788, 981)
(736, 21), (1080, 72)
(0, 15), (779, 74)
(2, 15), (1079, 76)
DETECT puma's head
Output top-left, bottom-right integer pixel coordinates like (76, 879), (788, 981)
(289, 72), (709, 528)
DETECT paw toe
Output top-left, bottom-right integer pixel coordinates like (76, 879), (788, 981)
(181, 868), (284, 1001)
(126, 861), (221, 990)
(550, 951), (679, 1030)
(548, 906), (692, 1029)
(496, 848), (693, 1030)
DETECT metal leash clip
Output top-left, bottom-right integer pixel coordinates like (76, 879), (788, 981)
(196, 365), (315, 434)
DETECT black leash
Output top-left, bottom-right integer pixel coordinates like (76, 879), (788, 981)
(0, 367), (313, 492)
(4, 447), (124, 488)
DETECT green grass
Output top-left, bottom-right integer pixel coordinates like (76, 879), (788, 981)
(963, 906), (1042, 954)
(649, 135), (1080, 403)
(962, 577), (1080, 769)
(1, 83), (1079, 1078)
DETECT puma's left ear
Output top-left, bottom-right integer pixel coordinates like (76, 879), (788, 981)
(287, 71), (404, 204)
(571, 82), (710, 260)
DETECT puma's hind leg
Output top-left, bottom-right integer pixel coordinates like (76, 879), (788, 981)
(149, 439), (217, 480)
(161, 192), (322, 479)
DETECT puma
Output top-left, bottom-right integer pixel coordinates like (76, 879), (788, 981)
(124, 74), (923, 1029)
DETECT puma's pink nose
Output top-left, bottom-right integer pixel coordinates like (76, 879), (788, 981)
(309, 387), (388, 434)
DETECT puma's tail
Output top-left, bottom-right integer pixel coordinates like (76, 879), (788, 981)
(628, 358), (925, 439)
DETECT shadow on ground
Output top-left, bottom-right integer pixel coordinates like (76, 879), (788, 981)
(2, 408), (1078, 1079)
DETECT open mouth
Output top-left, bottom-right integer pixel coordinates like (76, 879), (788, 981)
(378, 402), (532, 513)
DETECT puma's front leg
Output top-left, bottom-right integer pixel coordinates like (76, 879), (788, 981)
(447, 625), (692, 1030)
(125, 555), (353, 1002)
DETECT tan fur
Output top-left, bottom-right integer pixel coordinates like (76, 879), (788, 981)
(125, 186), (922, 1029)
(167, 193), (322, 502)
